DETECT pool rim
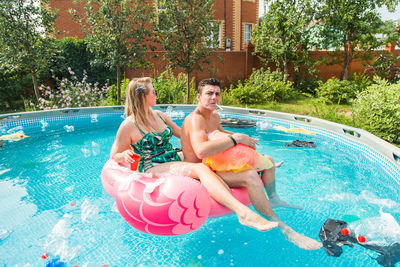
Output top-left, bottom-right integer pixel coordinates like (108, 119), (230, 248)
(1, 104), (399, 169)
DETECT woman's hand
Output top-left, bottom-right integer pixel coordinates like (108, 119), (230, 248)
(114, 149), (135, 164)
(231, 133), (258, 148)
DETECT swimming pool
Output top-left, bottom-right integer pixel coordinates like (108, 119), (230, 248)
(1, 106), (399, 266)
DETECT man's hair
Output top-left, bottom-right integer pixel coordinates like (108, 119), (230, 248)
(198, 78), (221, 94)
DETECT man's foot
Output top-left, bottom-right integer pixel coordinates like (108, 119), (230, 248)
(282, 227), (322, 250)
(238, 210), (279, 232)
(269, 197), (303, 209)
(275, 161), (284, 167)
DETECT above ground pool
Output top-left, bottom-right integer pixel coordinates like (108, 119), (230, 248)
(1, 105), (400, 266)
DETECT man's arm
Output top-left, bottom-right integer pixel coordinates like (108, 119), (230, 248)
(189, 114), (236, 159)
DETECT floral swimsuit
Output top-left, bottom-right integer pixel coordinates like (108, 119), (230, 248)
(129, 115), (181, 172)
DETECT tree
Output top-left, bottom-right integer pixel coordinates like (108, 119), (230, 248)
(70, 0), (154, 104)
(154, 0), (220, 103)
(0, 0), (56, 101)
(315, 0), (397, 80)
(252, 0), (315, 79)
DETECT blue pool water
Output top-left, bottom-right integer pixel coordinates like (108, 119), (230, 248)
(0, 110), (400, 266)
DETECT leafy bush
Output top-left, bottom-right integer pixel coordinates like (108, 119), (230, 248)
(349, 72), (373, 90)
(365, 52), (400, 83)
(231, 68), (294, 104)
(31, 68), (111, 110)
(48, 37), (115, 87)
(295, 77), (323, 95)
(0, 70), (33, 112)
(353, 78), (400, 144)
(220, 88), (239, 106)
(105, 78), (130, 105)
(152, 69), (196, 104)
(316, 77), (360, 104)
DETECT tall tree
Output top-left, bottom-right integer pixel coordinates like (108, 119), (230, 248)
(71, 0), (154, 104)
(0, 0), (56, 101)
(154, 0), (220, 103)
(252, 0), (315, 79)
(315, 0), (397, 80)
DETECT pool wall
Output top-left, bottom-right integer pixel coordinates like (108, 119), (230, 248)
(1, 104), (399, 171)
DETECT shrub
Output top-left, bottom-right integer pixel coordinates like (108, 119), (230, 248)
(295, 77), (323, 95)
(316, 77), (360, 104)
(105, 78), (130, 105)
(365, 52), (400, 83)
(48, 37), (115, 87)
(152, 69), (196, 104)
(220, 88), (239, 106)
(348, 72), (373, 93)
(0, 70), (33, 112)
(31, 68), (111, 110)
(353, 78), (400, 144)
(231, 68), (294, 104)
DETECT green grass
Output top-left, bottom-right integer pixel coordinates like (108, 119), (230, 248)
(227, 95), (356, 128)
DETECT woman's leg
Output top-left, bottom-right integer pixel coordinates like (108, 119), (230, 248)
(146, 161), (278, 232)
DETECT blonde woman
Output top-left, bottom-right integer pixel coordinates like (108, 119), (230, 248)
(112, 77), (278, 232)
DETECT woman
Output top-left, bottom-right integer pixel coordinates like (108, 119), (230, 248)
(113, 77), (278, 232)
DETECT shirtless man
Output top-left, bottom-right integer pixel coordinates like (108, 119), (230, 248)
(181, 78), (322, 250)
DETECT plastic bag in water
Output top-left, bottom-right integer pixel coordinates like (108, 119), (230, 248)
(348, 210), (400, 247)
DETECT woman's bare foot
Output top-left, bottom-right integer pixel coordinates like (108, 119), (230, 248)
(238, 209), (279, 231)
(281, 226), (322, 250)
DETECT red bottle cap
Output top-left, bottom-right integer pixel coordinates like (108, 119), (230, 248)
(358, 236), (366, 243)
(340, 228), (349, 236)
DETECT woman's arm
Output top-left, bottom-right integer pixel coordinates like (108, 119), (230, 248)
(113, 120), (136, 164)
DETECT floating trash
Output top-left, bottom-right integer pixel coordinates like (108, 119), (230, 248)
(81, 198), (99, 223)
(256, 121), (272, 130)
(40, 120), (49, 131)
(165, 106), (185, 119)
(81, 148), (91, 158)
(91, 141), (100, 156)
(90, 114), (98, 123)
(63, 125), (74, 132)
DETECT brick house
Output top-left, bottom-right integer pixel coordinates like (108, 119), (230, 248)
(49, 0), (260, 86)
(50, 0), (259, 52)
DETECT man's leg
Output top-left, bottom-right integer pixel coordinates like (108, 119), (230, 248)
(217, 169), (322, 250)
(261, 156), (302, 209)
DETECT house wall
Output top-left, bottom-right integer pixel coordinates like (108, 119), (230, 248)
(125, 45), (400, 88)
(50, 0), (399, 88)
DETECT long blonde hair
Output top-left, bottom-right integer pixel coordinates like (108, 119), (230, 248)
(125, 77), (155, 132)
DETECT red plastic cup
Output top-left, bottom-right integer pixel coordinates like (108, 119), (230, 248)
(130, 153), (141, 171)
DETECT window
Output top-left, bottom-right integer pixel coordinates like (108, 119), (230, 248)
(244, 24), (252, 45)
(206, 21), (222, 48)
(156, 0), (168, 28)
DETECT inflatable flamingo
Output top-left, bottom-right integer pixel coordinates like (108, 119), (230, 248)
(101, 146), (250, 235)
